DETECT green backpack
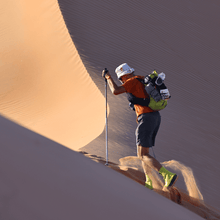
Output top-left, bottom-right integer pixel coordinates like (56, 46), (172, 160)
(141, 70), (170, 111)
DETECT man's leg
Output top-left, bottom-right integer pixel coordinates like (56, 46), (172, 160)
(137, 145), (162, 171)
(137, 145), (178, 189)
(137, 146), (159, 190)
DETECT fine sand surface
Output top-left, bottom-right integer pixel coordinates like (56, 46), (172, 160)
(58, 0), (220, 211)
(0, 115), (205, 220)
(0, 0), (220, 219)
(0, 0), (107, 150)
(80, 151), (220, 220)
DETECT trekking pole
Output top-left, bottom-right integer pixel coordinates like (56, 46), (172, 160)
(104, 68), (109, 166)
(152, 147), (156, 159)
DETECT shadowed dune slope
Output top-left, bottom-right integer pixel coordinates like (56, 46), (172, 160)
(58, 0), (220, 210)
(0, 115), (204, 220)
(0, 0), (106, 150)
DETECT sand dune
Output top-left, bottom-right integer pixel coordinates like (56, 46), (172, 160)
(84, 153), (220, 219)
(58, 0), (220, 211)
(0, 0), (106, 150)
(0, 115), (205, 220)
(0, 0), (220, 218)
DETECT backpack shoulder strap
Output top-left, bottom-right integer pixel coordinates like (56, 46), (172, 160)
(136, 77), (145, 85)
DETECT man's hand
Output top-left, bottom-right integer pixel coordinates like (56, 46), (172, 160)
(102, 69), (111, 79)
(102, 68), (126, 95)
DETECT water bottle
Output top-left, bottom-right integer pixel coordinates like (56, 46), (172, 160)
(155, 72), (165, 86)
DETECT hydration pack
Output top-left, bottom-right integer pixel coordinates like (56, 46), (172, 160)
(139, 70), (171, 111)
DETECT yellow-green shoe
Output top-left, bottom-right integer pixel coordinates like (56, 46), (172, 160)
(145, 174), (153, 190)
(159, 167), (178, 188)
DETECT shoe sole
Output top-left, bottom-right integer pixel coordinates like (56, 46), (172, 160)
(167, 174), (178, 189)
(145, 184), (153, 190)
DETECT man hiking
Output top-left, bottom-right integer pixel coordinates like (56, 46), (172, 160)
(102, 63), (178, 190)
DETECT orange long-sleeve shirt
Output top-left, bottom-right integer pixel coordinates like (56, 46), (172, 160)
(122, 75), (154, 117)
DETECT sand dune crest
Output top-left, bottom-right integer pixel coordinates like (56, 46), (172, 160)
(119, 156), (203, 201)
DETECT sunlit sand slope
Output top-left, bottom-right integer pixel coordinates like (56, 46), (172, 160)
(0, 0), (106, 150)
(58, 0), (220, 210)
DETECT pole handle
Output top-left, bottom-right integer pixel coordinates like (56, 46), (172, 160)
(103, 68), (108, 82)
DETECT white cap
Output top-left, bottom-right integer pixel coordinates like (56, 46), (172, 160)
(115, 63), (135, 79)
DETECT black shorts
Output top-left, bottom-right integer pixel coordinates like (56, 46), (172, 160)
(135, 111), (161, 148)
